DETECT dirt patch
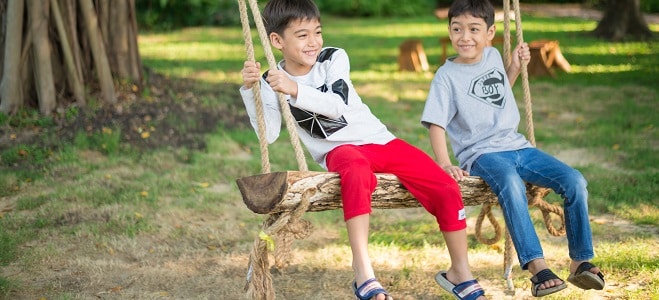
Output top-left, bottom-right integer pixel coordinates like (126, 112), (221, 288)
(0, 68), (250, 163)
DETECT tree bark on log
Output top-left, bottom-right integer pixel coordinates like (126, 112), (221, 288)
(237, 171), (512, 214)
(0, 0), (24, 114)
(593, 0), (653, 41)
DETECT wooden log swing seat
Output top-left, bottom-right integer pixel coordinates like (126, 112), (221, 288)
(236, 0), (565, 299)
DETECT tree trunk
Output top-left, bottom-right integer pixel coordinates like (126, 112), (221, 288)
(79, 0), (116, 105)
(29, 0), (56, 114)
(51, 0), (85, 105)
(0, 0), (24, 114)
(593, 0), (653, 41)
(0, 0), (142, 115)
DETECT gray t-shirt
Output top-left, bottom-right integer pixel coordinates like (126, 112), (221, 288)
(421, 47), (532, 172)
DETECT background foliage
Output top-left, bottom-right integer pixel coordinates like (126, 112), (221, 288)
(136, 0), (659, 30)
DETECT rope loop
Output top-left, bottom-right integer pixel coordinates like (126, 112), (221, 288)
(474, 203), (503, 245)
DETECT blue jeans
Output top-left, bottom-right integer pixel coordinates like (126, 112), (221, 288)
(470, 148), (594, 270)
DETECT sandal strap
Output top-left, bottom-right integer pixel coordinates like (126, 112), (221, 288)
(453, 279), (485, 300)
(575, 261), (604, 281)
(531, 269), (562, 284)
(354, 278), (389, 300)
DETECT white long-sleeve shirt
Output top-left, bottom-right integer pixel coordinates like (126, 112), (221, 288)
(240, 47), (395, 169)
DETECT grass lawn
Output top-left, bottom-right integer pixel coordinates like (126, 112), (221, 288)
(1, 14), (657, 300)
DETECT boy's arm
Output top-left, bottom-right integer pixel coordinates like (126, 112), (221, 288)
(506, 42), (530, 86)
(429, 124), (468, 180)
(290, 49), (353, 119)
(240, 61), (282, 143)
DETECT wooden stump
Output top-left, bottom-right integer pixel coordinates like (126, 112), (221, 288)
(528, 39), (571, 77)
(398, 39), (429, 72)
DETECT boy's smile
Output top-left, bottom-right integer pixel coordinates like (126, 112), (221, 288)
(448, 14), (495, 64)
(270, 18), (323, 76)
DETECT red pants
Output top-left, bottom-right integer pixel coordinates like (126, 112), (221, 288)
(325, 139), (466, 232)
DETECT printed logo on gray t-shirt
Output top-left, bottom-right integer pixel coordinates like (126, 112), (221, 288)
(468, 68), (506, 108)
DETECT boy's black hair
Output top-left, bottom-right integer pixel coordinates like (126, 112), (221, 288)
(262, 0), (321, 35)
(448, 0), (495, 28)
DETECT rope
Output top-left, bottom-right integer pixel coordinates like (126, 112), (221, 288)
(238, 0), (270, 174)
(238, 0), (313, 298)
(245, 0), (308, 172)
(244, 190), (314, 300)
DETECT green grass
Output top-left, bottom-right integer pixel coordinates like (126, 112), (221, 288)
(0, 14), (657, 299)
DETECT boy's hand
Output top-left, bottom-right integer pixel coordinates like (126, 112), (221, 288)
(266, 69), (298, 98)
(242, 61), (261, 89)
(443, 165), (469, 181)
(511, 42), (531, 72)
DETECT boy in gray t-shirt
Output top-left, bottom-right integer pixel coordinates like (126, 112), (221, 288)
(421, 0), (605, 298)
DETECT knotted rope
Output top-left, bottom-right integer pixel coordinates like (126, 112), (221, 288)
(473, 0), (566, 290)
(238, 0), (313, 298)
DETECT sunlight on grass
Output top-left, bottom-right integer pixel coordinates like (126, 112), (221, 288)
(571, 64), (640, 73)
(518, 18), (597, 32)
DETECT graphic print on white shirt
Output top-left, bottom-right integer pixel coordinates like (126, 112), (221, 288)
(289, 79), (349, 138)
(468, 68), (506, 108)
(263, 48), (350, 139)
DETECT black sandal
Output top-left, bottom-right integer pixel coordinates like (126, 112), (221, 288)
(530, 269), (567, 297)
(567, 262), (605, 290)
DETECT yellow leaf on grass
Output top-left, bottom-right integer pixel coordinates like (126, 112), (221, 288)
(198, 182), (210, 188)
(141, 131), (150, 139)
(140, 191), (148, 197)
(10, 134), (16, 140)
(134, 212), (143, 219)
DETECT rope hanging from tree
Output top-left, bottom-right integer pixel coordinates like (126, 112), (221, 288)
(238, 0), (313, 299)
(237, 0), (566, 298)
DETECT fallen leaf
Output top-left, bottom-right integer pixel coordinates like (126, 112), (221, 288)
(198, 182), (210, 188)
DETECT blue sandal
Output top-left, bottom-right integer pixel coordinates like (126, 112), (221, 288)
(352, 278), (393, 300)
(434, 271), (486, 300)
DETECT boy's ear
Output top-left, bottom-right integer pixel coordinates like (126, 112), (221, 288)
(487, 24), (496, 41)
(269, 32), (283, 50)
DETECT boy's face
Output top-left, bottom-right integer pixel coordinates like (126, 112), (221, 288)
(448, 13), (495, 64)
(270, 18), (323, 76)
